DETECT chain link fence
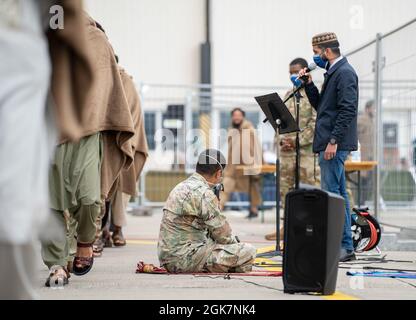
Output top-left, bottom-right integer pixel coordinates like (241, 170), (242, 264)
(136, 83), (289, 209)
(346, 18), (416, 228)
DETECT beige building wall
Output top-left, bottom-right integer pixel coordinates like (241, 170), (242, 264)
(85, 0), (205, 85)
(86, 0), (416, 87)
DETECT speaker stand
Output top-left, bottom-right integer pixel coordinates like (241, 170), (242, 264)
(257, 143), (282, 257)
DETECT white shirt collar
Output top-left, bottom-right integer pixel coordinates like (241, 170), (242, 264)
(329, 55), (343, 69)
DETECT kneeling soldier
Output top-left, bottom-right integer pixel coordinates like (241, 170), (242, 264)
(158, 149), (256, 273)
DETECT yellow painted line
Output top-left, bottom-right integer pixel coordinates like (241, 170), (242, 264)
(256, 245), (276, 255)
(255, 246), (282, 272)
(323, 291), (359, 300)
(254, 257), (282, 272)
(126, 240), (157, 245)
(124, 245), (355, 301)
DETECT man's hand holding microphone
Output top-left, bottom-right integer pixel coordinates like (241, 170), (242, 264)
(297, 66), (313, 85)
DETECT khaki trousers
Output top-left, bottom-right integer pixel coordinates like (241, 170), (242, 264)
(41, 203), (101, 268)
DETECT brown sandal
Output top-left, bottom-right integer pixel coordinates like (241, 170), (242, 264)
(112, 227), (126, 247)
(45, 265), (70, 287)
(73, 242), (94, 276)
(93, 237), (104, 257)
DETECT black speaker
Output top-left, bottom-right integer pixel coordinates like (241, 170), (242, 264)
(283, 186), (345, 295)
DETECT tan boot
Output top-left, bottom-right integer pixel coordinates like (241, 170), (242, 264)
(265, 232), (276, 241)
(265, 227), (284, 241)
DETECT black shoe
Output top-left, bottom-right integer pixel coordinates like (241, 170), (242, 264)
(339, 248), (356, 262)
(246, 210), (258, 219)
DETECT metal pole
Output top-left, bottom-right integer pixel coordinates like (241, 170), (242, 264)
(199, 0), (212, 146)
(184, 92), (193, 173)
(275, 144), (281, 253)
(294, 92), (301, 189)
(210, 108), (220, 149)
(374, 33), (383, 218)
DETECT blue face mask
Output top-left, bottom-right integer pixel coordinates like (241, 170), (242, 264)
(290, 74), (302, 88)
(313, 53), (328, 69)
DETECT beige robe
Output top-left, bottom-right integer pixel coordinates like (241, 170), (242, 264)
(118, 68), (149, 197)
(357, 112), (375, 161)
(110, 69), (149, 227)
(220, 120), (263, 208)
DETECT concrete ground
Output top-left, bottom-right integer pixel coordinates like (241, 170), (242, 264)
(35, 209), (416, 300)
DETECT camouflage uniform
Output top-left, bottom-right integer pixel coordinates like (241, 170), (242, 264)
(158, 173), (256, 273)
(279, 89), (320, 204)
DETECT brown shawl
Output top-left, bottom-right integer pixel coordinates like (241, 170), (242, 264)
(47, 0), (94, 141)
(48, 7), (138, 200)
(118, 68), (149, 197)
(81, 16), (136, 200)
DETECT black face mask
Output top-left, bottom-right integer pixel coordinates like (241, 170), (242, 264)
(232, 122), (241, 129)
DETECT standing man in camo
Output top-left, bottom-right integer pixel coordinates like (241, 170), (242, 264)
(265, 58), (320, 241)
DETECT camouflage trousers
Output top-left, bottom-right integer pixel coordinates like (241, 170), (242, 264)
(280, 153), (320, 208)
(203, 242), (257, 273)
(164, 242), (257, 273)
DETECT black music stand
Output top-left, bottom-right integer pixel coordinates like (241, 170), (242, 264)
(255, 93), (299, 257)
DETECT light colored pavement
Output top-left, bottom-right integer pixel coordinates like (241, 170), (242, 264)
(35, 209), (416, 300)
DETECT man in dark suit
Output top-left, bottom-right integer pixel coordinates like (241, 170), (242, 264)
(298, 32), (359, 262)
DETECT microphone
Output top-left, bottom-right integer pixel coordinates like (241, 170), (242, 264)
(261, 62), (317, 124)
(295, 62), (317, 81)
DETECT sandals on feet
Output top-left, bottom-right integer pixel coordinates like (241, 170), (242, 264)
(93, 238), (104, 258)
(73, 242), (94, 276)
(45, 265), (70, 287)
(112, 227), (126, 247)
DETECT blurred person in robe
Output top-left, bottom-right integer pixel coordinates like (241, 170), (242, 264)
(219, 108), (263, 219)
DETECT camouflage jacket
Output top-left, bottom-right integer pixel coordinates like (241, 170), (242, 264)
(277, 88), (317, 156)
(157, 173), (237, 272)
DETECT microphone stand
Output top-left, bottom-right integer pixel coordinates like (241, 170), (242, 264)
(293, 88), (302, 190)
(284, 83), (303, 105)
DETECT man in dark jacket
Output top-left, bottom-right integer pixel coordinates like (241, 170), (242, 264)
(298, 32), (358, 262)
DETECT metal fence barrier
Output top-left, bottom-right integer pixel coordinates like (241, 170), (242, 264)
(346, 18), (416, 228)
(136, 83), (289, 210)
